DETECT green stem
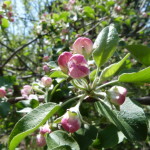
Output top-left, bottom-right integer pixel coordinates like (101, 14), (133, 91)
(91, 67), (100, 89)
(96, 80), (118, 90)
(75, 94), (87, 109)
(61, 95), (83, 108)
(49, 78), (66, 102)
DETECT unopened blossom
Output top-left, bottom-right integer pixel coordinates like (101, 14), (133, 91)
(61, 107), (81, 133)
(58, 52), (73, 73)
(0, 88), (6, 98)
(21, 85), (32, 98)
(41, 76), (52, 87)
(68, 54), (89, 79)
(43, 56), (50, 62)
(114, 5), (122, 12)
(39, 124), (51, 135)
(43, 65), (50, 72)
(72, 37), (93, 58)
(36, 134), (46, 147)
(107, 86), (127, 105)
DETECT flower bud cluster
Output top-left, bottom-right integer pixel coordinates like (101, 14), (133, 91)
(0, 1), (14, 25)
(58, 37), (93, 79)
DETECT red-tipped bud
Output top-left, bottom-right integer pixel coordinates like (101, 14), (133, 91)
(39, 124), (51, 135)
(42, 65), (50, 72)
(58, 52), (73, 73)
(68, 54), (89, 79)
(72, 37), (93, 58)
(0, 15), (3, 19)
(36, 134), (46, 147)
(7, 12), (13, 18)
(0, 88), (6, 98)
(107, 86), (127, 105)
(41, 76), (52, 87)
(61, 107), (81, 133)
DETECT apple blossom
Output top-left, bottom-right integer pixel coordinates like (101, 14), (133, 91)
(68, 54), (89, 79)
(72, 37), (93, 58)
(58, 52), (73, 73)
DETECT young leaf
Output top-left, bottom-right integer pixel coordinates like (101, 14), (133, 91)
(8, 102), (60, 150)
(95, 98), (148, 141)
(93, 25), (119, 67)
(50, 71), (68, 78)
(100, 53), (130, 82)
(98, 124), (124, 148)
(1, 18), (9, 28)
(126, 45), (150, 66)
(118, 66), (150, 83)
(46, 130), (80, 150)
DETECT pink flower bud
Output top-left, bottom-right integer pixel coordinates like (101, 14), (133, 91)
(72, 37), (93, 58)
(114, 5), (122, 12)
(21, 85), (32, 98)
(107, 86), (127, 105)
(43, 56), (50, 62)
(61, 108), (81, 133)
(43, 65), (50, 72)
(0, 88), (6, 98)
(36, 134), (46, 147)
(40, 124), (51, 135)
(41, 76), (52, 87)
(58, 52), (73, 73)
(68, 54), (89, 79)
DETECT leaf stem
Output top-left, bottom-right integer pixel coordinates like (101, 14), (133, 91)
(96, 80), (118, 90)
(49, 79), (66, 102)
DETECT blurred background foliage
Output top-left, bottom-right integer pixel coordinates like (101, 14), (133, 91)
(0, 0), (150, 149)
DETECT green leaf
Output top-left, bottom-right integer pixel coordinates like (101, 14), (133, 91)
(50, 71), (68, 78)
(0, 102), (10, 118)
(1, 18), (9, 28)
(100, 53), (130, 81)
(126, 45), (150, 66)
(74, 125), (97, 150)
(95, 98), (148, 141)
(46, 130), (80, 150)
(8, 102), (60, 150)
(93, 25), (119, 67)
(4, 1), (11, 7)
(89, 69), (97, 81)
(98, 125), (124, 148)
(50, 145), (71, 150)
(118, 66), (150, 83)
(0, 76), (16, 87)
